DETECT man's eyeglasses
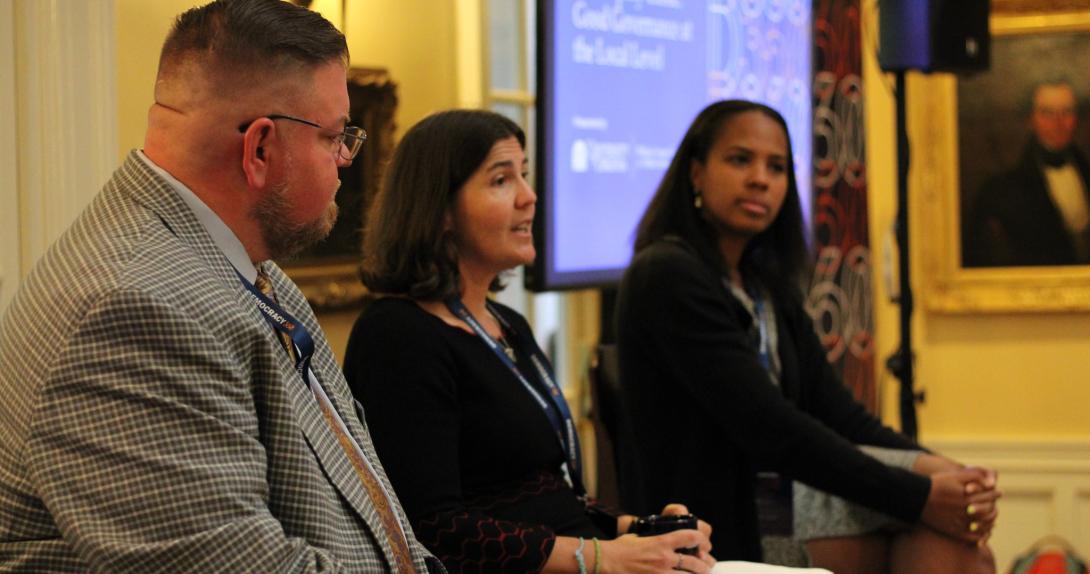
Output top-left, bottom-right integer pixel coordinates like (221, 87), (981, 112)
(237, 114), (366, 161)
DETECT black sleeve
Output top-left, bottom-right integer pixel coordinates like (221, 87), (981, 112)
(621, 244), (930, 523)
(786, 302), (921, 452)
(493, 303), (624, 535)
(584, 498), (622, 537)
(343, 302), (556, 573)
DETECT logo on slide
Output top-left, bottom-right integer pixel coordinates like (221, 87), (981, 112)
(571, 139), (590, 173)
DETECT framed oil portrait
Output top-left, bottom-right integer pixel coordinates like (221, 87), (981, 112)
(913, 4), (1090, 312)
(283, 68), (397, 311)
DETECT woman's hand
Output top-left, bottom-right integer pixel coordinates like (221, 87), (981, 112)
(913, 454), (1001, 544)
(965, 465), (999, 492)
(594, 502), (715, 572)
(660, 503), (714, 550)
(912, 454), (1000, 493)
(598, 531), (715, 574)
(544, 530), (714, 574)
(920, 468), (1002, 544)
(963, 472), (1001, 544)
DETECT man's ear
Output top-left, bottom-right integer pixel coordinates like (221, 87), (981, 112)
(241, 119), (275, 189)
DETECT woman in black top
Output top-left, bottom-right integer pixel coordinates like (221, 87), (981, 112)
(344, 109), (714, 574)
(615, 100), (1000, 572)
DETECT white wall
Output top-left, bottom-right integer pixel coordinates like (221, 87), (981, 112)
(343, 0), (459, 140)
(0, 0), (117, 316)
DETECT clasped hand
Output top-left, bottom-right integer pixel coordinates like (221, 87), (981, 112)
(921, 465), (1001, 545)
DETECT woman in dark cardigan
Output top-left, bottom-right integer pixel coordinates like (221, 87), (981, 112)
(615, 100), (999, 573)
(343, 109), (714, 574)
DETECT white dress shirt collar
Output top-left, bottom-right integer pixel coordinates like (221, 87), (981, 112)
(1043, 162), (1090, 234)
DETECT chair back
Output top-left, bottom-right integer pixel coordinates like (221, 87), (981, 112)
(587, 343), (642, 509)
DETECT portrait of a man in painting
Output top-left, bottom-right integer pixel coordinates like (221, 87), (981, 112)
(959, 33), (1090, 268)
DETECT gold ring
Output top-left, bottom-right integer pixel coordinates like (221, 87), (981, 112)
(967, 504), (976, 516)
(969, 521), (980, 533)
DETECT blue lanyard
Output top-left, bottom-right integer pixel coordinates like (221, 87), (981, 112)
(445, 299), (585, 495)
(235, 269), (315, 384)
(752, 293), (772, 373)
(724, 278), (772, 374)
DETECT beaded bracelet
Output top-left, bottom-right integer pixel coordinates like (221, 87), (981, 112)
(574, 537), (587, 574)
(592, 537), (601, 574)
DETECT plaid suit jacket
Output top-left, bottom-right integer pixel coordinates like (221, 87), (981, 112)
(0, 153), (439, 573)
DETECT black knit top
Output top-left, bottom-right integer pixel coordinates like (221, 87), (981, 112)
(344, 298), (613, 573)
(616, 238), (930, 560)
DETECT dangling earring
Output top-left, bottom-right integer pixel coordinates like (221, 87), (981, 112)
(693, 189), (703, 209)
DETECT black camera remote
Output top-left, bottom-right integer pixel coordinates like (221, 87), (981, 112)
(628, 514), (700, 555)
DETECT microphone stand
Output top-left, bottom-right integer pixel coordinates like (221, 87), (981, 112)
(885, 70), (922, 441)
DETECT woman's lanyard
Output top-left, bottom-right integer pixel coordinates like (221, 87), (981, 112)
(752, 294), (772, 372)
(724, 279), (792, 533)
(724, 278), (773, 375)
(235, 269), (315, 385)
(445, 298), (586, 496)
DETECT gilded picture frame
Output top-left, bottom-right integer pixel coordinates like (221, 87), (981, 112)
(283, 68), (397, 311)
(915, 5), (1090, 313)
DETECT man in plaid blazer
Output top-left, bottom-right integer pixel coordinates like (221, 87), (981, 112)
(0, 1), (438, 571)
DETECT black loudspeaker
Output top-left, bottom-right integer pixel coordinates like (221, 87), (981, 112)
(879, 0), (990, 72)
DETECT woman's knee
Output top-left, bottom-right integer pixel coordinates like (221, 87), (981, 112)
(890, 527), (996, 574)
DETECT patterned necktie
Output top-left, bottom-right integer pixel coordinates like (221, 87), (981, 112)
(254, 268), (417, 574)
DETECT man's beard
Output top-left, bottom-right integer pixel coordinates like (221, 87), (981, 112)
(252, 181), (339, 261)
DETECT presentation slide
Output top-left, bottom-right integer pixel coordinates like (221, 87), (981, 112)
(534, 0), (812, 290)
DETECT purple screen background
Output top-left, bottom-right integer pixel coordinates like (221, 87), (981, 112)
(544, 0), (812, 286)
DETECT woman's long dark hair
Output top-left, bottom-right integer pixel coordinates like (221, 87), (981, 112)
(634, 99), (810, 303)
(361, 109), (525, 301)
